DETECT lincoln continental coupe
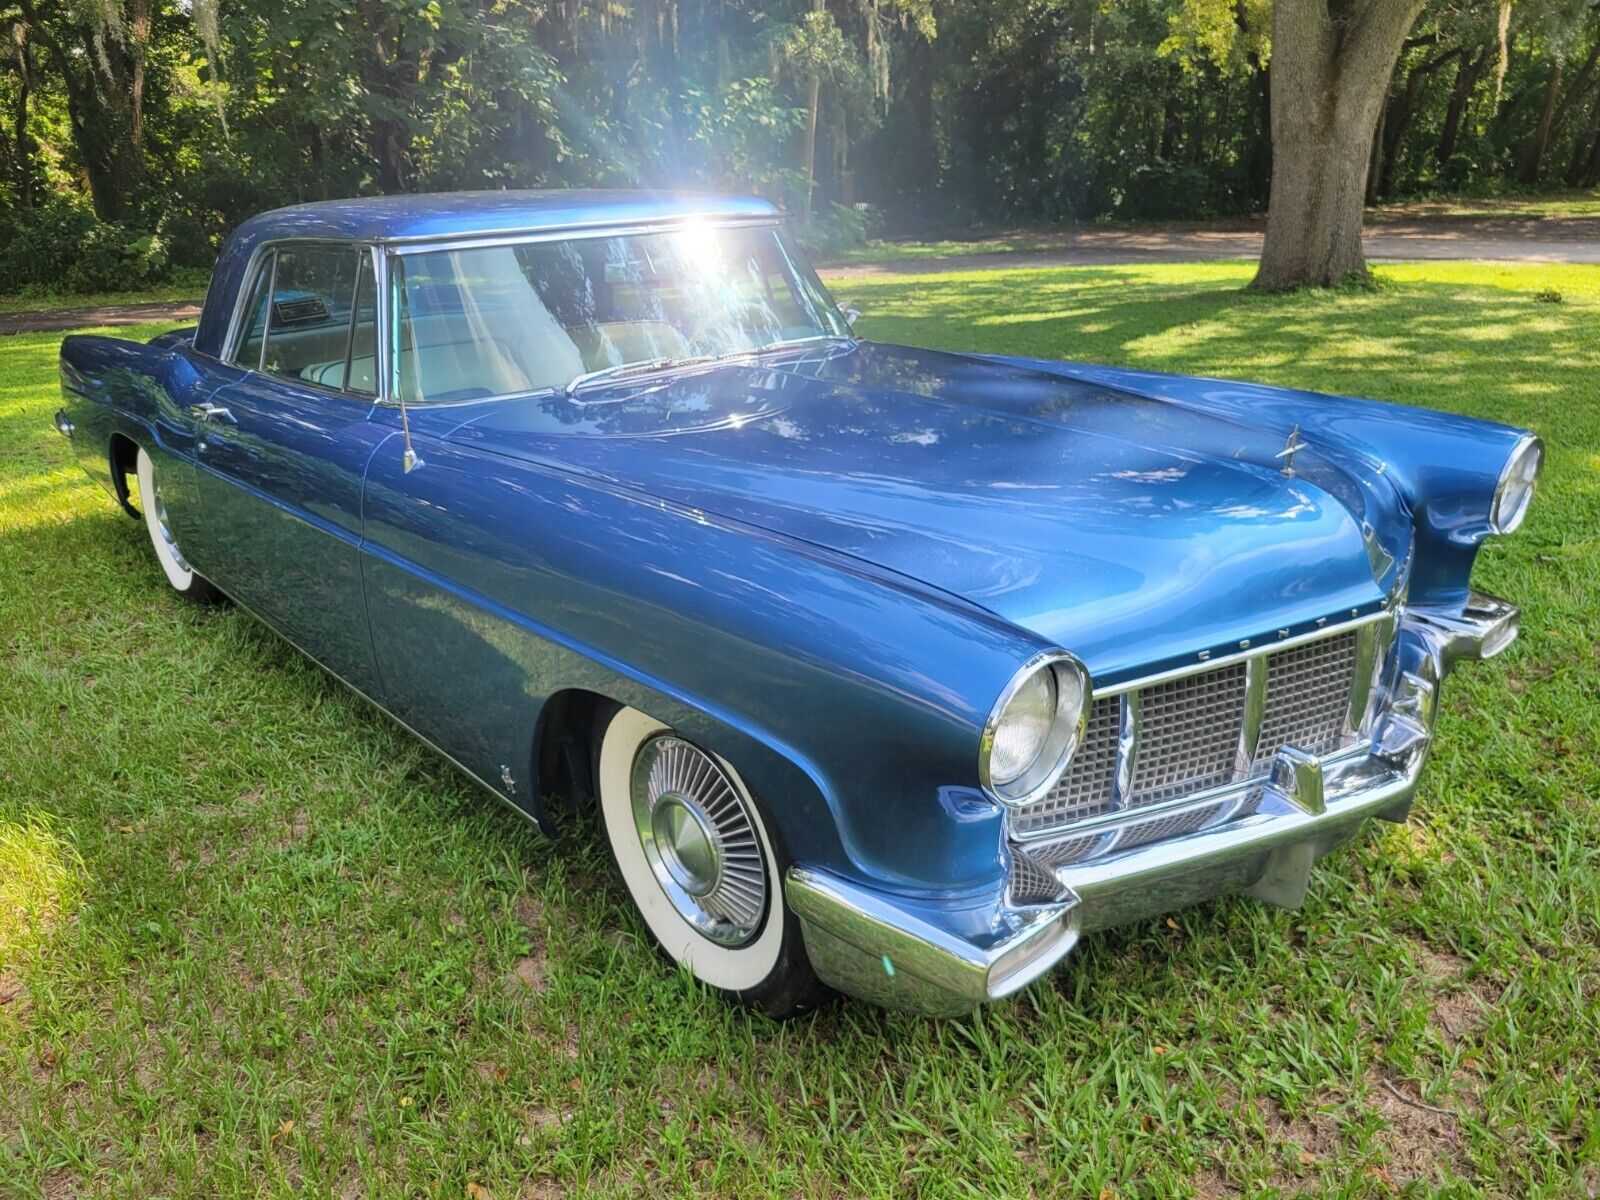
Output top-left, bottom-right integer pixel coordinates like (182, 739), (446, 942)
(56, 191), (1542, 1016)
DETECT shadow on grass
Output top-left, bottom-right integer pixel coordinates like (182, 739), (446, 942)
(846, 267), (1599, 442)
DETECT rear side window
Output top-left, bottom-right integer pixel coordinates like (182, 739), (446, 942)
(235, 258), (274, 368)
(260, 245), (365, 387)
(231, 243), (378, 396)
(346, 254), (378, 396)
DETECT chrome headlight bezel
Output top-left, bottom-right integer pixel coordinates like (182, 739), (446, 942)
(1489, 433), (1544, 535)
(978, 652), (1090, 808)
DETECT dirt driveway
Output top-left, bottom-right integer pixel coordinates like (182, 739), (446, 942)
(3, 213), (1592, 333)
(823, 214), (1599, 277)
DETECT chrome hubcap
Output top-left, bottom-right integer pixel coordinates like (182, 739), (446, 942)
(630, 734), (767, 946)
(651, 794), (720, 896)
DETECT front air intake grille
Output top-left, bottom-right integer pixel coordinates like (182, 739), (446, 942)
(1008, 697), (1120, 835)
(1127, 662), (1248, 806)
(1011, 624), (1371, 852)
(1252, 630), (1360, 769)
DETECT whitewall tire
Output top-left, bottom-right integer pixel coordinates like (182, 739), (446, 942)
(135, 446), (222, 603)
(595, 704), (825, 1016)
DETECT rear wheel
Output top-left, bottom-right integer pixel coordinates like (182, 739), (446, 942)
(594, 704), (825, 1017)
(134, 446), (223, 603)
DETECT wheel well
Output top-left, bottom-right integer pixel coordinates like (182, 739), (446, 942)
(109, 433), (140, 518)
(533, 689), (615, 826)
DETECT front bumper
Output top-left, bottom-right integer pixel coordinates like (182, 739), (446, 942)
(785, 590), (1517, 1016)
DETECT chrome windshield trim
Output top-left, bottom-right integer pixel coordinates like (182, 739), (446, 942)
(380, 215), (782, 253)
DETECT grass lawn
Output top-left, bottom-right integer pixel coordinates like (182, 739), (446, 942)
(1369, 192), (1600, 220)
(2, 260), (1598, 1198)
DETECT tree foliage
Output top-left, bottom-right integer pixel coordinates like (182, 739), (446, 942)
(0, 0), (1596, 291)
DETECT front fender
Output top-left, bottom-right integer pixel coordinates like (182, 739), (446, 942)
(359, 430), (1050, 895)
(972, 354), (1531, 608)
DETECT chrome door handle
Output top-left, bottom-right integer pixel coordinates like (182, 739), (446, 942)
(189, 401), (235, 424)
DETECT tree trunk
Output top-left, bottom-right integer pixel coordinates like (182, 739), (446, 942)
(11, 32), (35, 209)
(900, 24), (937, 195)
(371, 117), (414, 193)
(1159, 61), (1183, 159)
(15, 0), (146, 220)
(799, 69), (821, 223)
(1376, 47), (1455, 198)
(1517, 57), (1564, 184)
(1437, 46), (1487, 166)
(1366, 99), (1385, 204)
(1252, 0), (1426, 292)
(1567, 79), (1600, 182)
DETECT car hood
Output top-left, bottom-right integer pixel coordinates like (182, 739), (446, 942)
(445, 343), (1392, 683)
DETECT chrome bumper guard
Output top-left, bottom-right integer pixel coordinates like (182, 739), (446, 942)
(786, 590), (1518, 1016)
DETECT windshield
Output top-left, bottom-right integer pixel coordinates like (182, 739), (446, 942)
(387, 223), (849, 404)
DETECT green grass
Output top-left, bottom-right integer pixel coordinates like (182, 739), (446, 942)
(3, 260), (1598, 1198)
(1369, 192), (1600, 221)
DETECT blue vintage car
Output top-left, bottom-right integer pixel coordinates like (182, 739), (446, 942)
(56, 191), (1542, 1016)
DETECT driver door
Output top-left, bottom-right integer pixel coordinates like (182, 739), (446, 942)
(191, 242), (390, 698)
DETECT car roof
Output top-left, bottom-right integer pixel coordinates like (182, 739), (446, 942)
(193, 189), (787, 357)
(233, 189), (784, 246)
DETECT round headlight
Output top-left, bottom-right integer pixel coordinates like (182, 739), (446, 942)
(980, 654), (1089, 806)
(1490, 435), (1543, 535)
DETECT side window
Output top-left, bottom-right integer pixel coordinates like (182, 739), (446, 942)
(346, 253), (378, 396)
(260, 245), (364, 388)
(234, 253), (274, 368)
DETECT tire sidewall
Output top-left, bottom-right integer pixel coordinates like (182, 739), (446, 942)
(136, 446), (197, 593)
(596, 706), (793, 996)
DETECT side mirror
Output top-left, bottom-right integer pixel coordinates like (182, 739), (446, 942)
(842, 306), (861, 329)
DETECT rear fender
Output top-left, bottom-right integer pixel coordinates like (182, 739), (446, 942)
(59, 334), (222, 527)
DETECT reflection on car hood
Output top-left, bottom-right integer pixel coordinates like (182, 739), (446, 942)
(445, 343), (1389, 682)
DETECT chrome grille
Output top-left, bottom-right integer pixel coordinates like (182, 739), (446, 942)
(1117, 800), (1229, 851)
(1008, 697), (1121, 835)
(1252, 630), (1359, 769)
(1009, 622), (1376, 853)
(1128, 663), (1247, 806)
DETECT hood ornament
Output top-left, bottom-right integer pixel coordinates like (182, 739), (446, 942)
(1276, 425), (1307, 477)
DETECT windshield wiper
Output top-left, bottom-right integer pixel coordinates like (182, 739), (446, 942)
(563, 335), (856, 398)
(565, 356), (707, 397)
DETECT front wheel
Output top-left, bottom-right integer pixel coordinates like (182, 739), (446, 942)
(594, 705), (826, 1017)
(134, 446), (223, 603)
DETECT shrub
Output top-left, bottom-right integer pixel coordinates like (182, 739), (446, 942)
(0, 204), (172, 294)
(0, 205), (98, 291)
(794, 202), (882, 258)
(64, 223), (170, 293)
(1114, 160), (1220, 222)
